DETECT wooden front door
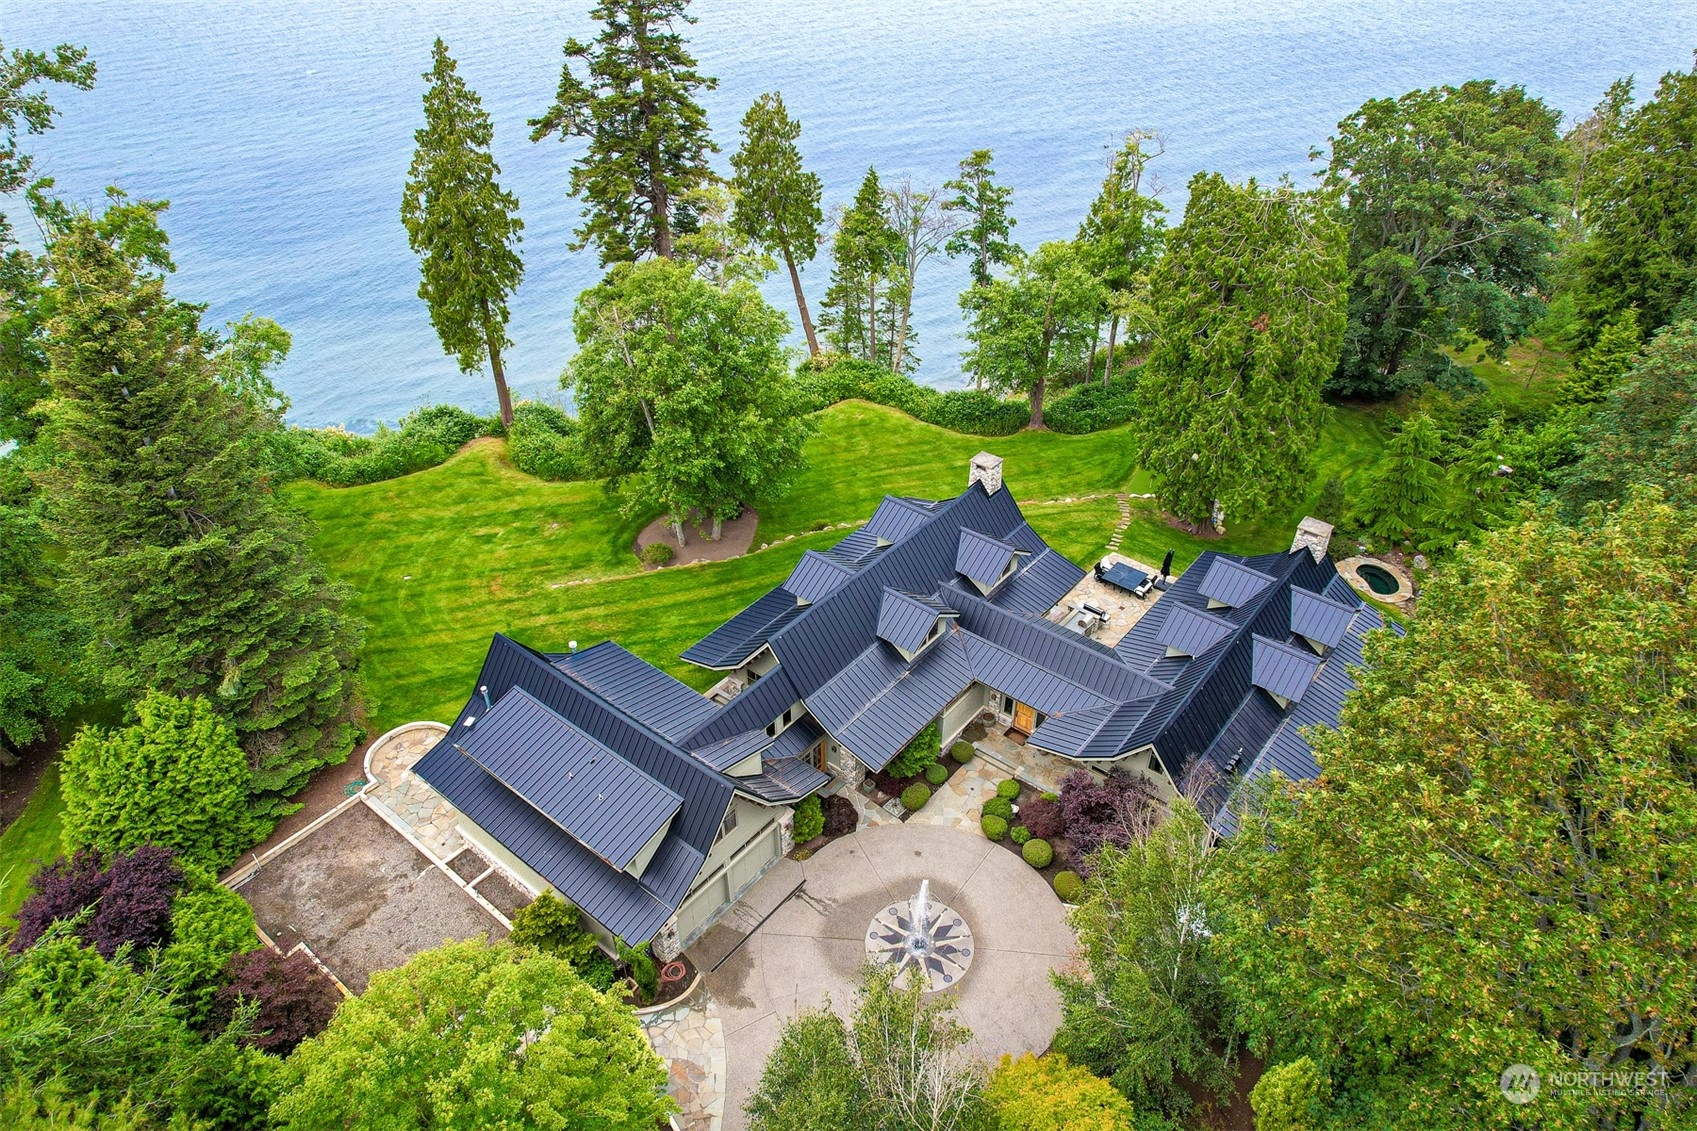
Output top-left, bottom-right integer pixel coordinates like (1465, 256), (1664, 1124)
(1011, 701), (1037, 736)
(811, 739), (828, 771)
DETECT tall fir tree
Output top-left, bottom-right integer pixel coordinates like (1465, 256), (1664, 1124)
(39, 217), (362, 822)
(820, 168), (902, 367)
(530, 0), (716, 264)
(1077, 132), (1166, 386)
(1131, 173), (1348, 527)
(1354, 412), (1446, 543)
(943, 149), (1018, 289)
(402, 40), (525, 428)
(1559, 306), (1640, 406)
(729, 92), (822, 355)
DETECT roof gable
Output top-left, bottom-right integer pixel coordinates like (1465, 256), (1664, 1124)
(875, 588), (956, 656)
(787, 550), (857, 604)
(1198, 557), (1278, 609)
(1251, 634), (1323, 705)
(956, 527), (1022, 593)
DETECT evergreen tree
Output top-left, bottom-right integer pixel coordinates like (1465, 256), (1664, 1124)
(1559, 305), (1640, 405)
(1570, 56), (1697, 342)
(39, 217), (362, 820)
(402, 39), (524, 428)
(530, 0), (716, 263)
(1323, 81), (1566, 398)
(0, 493), (82, 763)
(943, 148), (1018, 289)
(820, 168), (902, 367)
(1132, 173), (1348, 527)
(730, 92), (822, 355)
(1077, 131), (1166, 386)
(1430, 414), (1515, 548)
(1354, 412), (1446, 543)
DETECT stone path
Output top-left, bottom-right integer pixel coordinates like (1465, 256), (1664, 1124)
(903, 760), (1005, 832)
(1106, 492), (1133, 552)
(364, 723), (463, 860)
(641, 986), (727, 1131)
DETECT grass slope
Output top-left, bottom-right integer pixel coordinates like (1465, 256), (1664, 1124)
(0, 761), (65, 922)
(289, 399), (1385, 734)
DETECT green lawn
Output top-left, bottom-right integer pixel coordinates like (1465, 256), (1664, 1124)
(0, 760), (65, 923)
(1445, 336), (1571, 415)
(288, 398), (1390, 734)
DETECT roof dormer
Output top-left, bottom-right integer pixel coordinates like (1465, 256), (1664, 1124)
(1251, 634), (1322, 709)
(1197, 557), (1276, 610)
(1155, 603), (1236, 659)
(875, 588), (958, 662)
(955, 528), (1025, 596)
(1289, 588), (1355, 655)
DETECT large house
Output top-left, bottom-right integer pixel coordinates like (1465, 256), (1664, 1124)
(415, 455), (1393, 958)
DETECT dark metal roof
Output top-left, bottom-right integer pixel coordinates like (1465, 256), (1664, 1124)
(1027, 699), (1153, 759)
(950, 588), (1167, 701)
(679, 666), (800, 750)
(992, 548), (1087, 615)
(806, 634), (973, 771)
(959, 633), (1116, 720)
(554, 641), (718, 743)
(876, 589), (952, 655)
(786, 550), (857, 604)
(1289, 588), (1356, 651)
(678, 587), (801, 669)
(1251, 635), (1323, 704)
(1156, 604), (1237, 658)
(956, 527), (1020, 591)
(864, 495), (941, 542)
(414, 634), (731, 944)
(456, 688), (682, 872)
(824, 527), (885, 568)
(1197, 557), (1277, 608)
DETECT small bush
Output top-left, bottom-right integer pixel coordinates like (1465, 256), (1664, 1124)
(950, 740), (975, 764)
(1060, 768), (1158, 861)
(639, 541), (673, 567)
(616, 937), (659, 1001)
(214, 948), (341, 1055)
(792, 795), (824, 843)
(924, 763), (950, 786)
(1010, 825), (1031, 845)
(1040, 791), (1059, 802)
(509, 892), (601, 969)
(1022, 839), (1054, 868)
(822, 794), (859, 836)
(983, 797), (1014, 821)
(900, 784), (932, 811)
(981, 814), (1009, 841)
(578, 949), (618, 992)
(13, 845), (183, 958)
(1053, 871), (1085, 903)
(887, 721), (941, 779)
(507, 400), (589, 481)
(1019, 798), (1064, 840)
(996, 779), (1021, 801)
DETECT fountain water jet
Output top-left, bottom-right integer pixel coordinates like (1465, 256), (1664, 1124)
(865, 878), (974, 990)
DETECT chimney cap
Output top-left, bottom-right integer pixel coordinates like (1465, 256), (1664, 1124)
(1292, 516), (1334, 563)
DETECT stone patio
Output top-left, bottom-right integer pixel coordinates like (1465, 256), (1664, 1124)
(641, 985), (727, 1131)
(364, 722), (463, 860)
(972, 728), (1075, 795)
(1044, 550), (1165, 648)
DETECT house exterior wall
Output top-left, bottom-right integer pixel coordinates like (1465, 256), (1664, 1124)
(941, 683), (987, 745)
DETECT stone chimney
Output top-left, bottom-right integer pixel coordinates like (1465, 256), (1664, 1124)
(969, 452), (1004, 495)
(1292, 516), (1334, 563)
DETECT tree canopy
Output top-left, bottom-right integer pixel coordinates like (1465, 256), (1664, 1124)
(730, 92), (823, 355)
(1131, 173), (1348, 527)
(943, 149), (1018, 290)
(272, 937), (672, 1131)
(1076, 132), (1165, 384)
(1212, 491), (1697, 1128)
(566, 257), (811, 541)
(1324, 81), (1566, 398)
(820, 168), (905, 369)
(403, 39), (525, 427)
(530, 0), (716, 263)
(985, 1052), (1135, 1131)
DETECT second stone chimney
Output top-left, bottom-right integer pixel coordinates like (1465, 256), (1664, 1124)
(969, 452), (1004, 495)
(1291, 516), (1334, 563)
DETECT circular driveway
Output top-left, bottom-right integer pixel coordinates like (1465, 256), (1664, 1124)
(705, 822), (1077, 1129)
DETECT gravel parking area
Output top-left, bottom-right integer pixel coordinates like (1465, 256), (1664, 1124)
(235, 801), (506, 992)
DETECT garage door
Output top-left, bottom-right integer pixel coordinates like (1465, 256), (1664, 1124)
(674, 868), (731, 943)
(672, 818), (780, 944)
(729, 821), (780, 895)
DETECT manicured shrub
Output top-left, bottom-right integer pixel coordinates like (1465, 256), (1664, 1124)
(950, 740), (975, 764)
(900, 784), (932, 811)
(1250, 1056), (1328, 1131)
(924, 762), (950, 786)
(1019, 798), (1065, 840)
(1022, 839), (1054, 868)
(639, 541), (673, 567)
(61, 692), (259, 872)
(792, 357), (1027, 435)
(981, 814), (1009, 841)
(13, 846), (183, 958)
(1060, 768), (1157, 862)
(1040, 791), (1060, 803)
(822, 794), (858, 837)
(792, 795), (825, 843)
(986, 1051), (1135, 1131)
(214, 947), (341, 1055)
(982, 796), (1014, 821)
(1052, 871), (1085, 903)
(262, 404), (500, 487)
(508, 892), (601, 970)
(158, 872), (260, 1023)
(1010, 825), (1031, 845)
(887, 721), (941, 779)
(996, 779), (1022, 801)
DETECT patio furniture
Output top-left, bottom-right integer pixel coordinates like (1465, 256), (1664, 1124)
(1096, 560), (1155, 598)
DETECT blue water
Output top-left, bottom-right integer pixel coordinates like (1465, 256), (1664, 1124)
(7, 1), (1692, 430)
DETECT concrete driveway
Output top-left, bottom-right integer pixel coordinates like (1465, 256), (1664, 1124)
(699, 822), (1077, 1130)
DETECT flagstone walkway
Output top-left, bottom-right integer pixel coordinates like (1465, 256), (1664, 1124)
(363, 722), (463, 860)
(640, 986), (728, 1131)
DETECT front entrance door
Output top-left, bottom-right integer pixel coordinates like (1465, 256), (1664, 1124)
(811, 738), (827, 771)
(1011, 701), (1037, 736)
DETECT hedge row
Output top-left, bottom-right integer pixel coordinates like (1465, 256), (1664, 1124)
(262, 404), (499, 487)
(506, 401), (590, 482)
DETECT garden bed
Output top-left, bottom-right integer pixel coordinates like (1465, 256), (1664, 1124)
(632, 507), (758, 569)
(625, 948), (698, 1011)
(983, 780), (1078, 882)
(789, 793), (859, 860)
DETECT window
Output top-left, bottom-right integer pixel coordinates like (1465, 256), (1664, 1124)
(1148, 753), (1165, 776)
(765, 722), (776, 737)
(782, 708), (793, 726)
(718, 806), (739, 841)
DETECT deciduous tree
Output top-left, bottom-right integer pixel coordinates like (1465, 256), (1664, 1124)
(1131, 174), (1347, 526)
(883, 177), (960, 374)
(530, 0), (716, 263)
(730, 92), (823, 354)
(39, 215), (363, 818)
(403, 40), (525, 428)
(1211, 492), (1697, 1128)
(271, 937), (672, 1131)
(963, 240), (1104, 429)
(567, 257), (811, 542)
(1322, 81), (1566, 398)
(1077, 131), (1166, 386)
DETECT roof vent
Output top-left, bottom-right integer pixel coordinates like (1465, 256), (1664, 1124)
(969, 452), (1004, 495)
